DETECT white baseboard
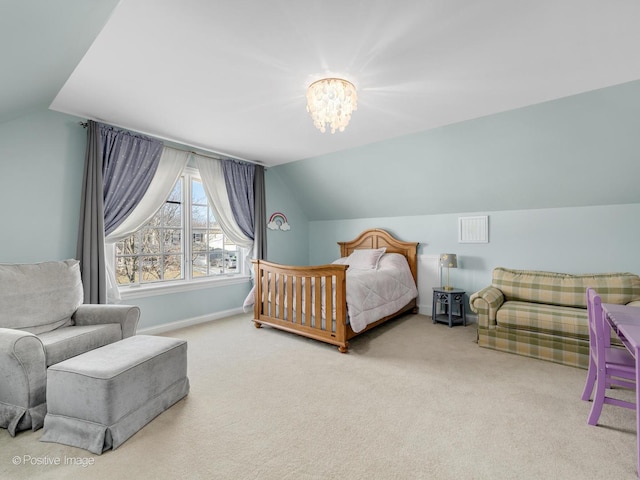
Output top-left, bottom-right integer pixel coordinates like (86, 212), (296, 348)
(137, 307), (246, 335)
(136, 305), (477, 335)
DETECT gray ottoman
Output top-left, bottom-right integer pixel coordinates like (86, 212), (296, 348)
(40, 335), (189, 454)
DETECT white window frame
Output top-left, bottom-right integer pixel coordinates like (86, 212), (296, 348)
(117, 166), (250, 300)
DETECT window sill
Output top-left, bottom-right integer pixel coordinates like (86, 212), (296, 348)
(118, 275), (251, 300)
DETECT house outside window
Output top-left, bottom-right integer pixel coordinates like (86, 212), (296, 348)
(115, 168), (245, 289)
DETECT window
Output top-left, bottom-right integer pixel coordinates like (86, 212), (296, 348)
(115, 168), (245, 288)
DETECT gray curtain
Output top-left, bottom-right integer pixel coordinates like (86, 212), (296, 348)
(253, 165), (267, 260)
(222, 161), (267, 259)
(102, 124), (163, 235)
(222, 160), (255, 239)
(76, 121), (106, 303)
(76, 121), (163, 303)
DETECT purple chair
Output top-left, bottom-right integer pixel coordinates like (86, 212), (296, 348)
(581, 287), (636, 425)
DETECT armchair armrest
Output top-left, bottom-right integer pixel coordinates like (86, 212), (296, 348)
(73, 304), (140, 339)
(469, 286), (505, 328)
(0, 328), (47, 435)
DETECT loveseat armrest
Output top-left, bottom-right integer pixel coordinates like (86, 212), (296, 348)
(73, 304), (140, 339)
(470, 286), (505, 328)
(0, 328), (47, 435)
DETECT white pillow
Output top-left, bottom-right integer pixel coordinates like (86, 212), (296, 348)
(346, 248), (386, 270)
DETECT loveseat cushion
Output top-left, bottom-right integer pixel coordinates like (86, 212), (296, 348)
(492, 268), (640, 308)
(0, 260), (83, 334)
(496, 301), (589, 341)
(38, 324), (122, 367)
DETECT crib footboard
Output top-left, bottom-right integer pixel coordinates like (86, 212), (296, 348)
(251, 260), (349, 352)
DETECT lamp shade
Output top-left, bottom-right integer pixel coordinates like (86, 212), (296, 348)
(439, 253), (457, 269)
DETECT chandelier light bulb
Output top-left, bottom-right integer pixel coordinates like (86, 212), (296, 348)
(306, 77), (358, 133)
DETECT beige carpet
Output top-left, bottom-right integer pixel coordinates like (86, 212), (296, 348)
(1, 313), (638, 480)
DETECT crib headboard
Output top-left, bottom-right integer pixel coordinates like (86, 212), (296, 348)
(337, 229), (418, 285)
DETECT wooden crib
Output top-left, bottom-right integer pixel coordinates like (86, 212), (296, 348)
(251, 229), (418, 352)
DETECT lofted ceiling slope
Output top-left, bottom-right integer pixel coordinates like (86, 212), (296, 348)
(4, 0), (636, 167)
(0, 0), (119, 125)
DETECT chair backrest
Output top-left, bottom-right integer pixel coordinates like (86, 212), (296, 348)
(492, 268), (640, 307)
(586, 287), (607, 363)
(0, 259), (83, 334)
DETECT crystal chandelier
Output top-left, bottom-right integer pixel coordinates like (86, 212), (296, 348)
(306, 77), (358, 133)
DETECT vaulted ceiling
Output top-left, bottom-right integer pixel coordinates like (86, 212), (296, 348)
(4, 0), (640, 167)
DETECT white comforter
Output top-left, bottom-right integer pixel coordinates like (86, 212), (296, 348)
(244, 253), (417, 334)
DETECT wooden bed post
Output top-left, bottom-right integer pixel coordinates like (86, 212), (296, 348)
(251, 260), (262, 328)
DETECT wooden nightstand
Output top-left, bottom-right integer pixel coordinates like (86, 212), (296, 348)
(432, 287), (467, 327)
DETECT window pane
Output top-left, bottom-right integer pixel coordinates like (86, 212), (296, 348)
(163, 255), (184, 280)
(116, 234), (140, 256)
(225, 249), (237, 271)
(192, 230), (208, 252)
(141, 256), (162, 282)
(192, 205), (208, 228)
(116, 256), (138, 285)
(164, 229), (182, 253)
(192, 253), (208, 277)
(192, 180), (207, 206)
(208, 233), (224, 252)
(163, 202), (182, 227)
(140, 228), (161, 254)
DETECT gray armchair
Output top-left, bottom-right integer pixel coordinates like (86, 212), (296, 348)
(0, 260), (139, 436)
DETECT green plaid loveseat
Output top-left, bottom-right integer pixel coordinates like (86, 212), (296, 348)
(469, 268), (640, 369)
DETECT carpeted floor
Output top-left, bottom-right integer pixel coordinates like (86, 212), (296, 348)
(1, 313), (637, 479)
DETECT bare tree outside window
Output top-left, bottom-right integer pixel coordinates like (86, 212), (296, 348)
(115, 171), (241, 287)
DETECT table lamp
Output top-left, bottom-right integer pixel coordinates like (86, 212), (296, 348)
(440, 253), (458, 291)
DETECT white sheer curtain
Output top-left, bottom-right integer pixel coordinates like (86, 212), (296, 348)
(194, 155), (253, 250)
(105, 147), (191, 302)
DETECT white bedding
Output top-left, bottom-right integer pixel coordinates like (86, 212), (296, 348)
(243, 253), (417, 334)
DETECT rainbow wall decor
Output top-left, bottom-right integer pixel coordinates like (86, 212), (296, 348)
(267, 212), (291, 231)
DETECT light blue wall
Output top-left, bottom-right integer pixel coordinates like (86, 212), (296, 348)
(3, 78), (640, 328)
(0, 110), (84, 262)
(274, 79), (640, 221)
(132, 282), (249, 330)
(268, 80), (640, 303)
(264, 168), (309, 265)
(308, 203), (640, 299)
(0, 109), (250, 329)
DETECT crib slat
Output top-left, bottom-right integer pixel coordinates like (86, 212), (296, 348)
(286, 275), (293, 323)
(295, 276), (302, 324)
(277, 273), (284, 320)
(314, 275), (322, 330)
(268, 272), (275, 317)
(261, 268), (268, 316)
(304, 276), (312, 326)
